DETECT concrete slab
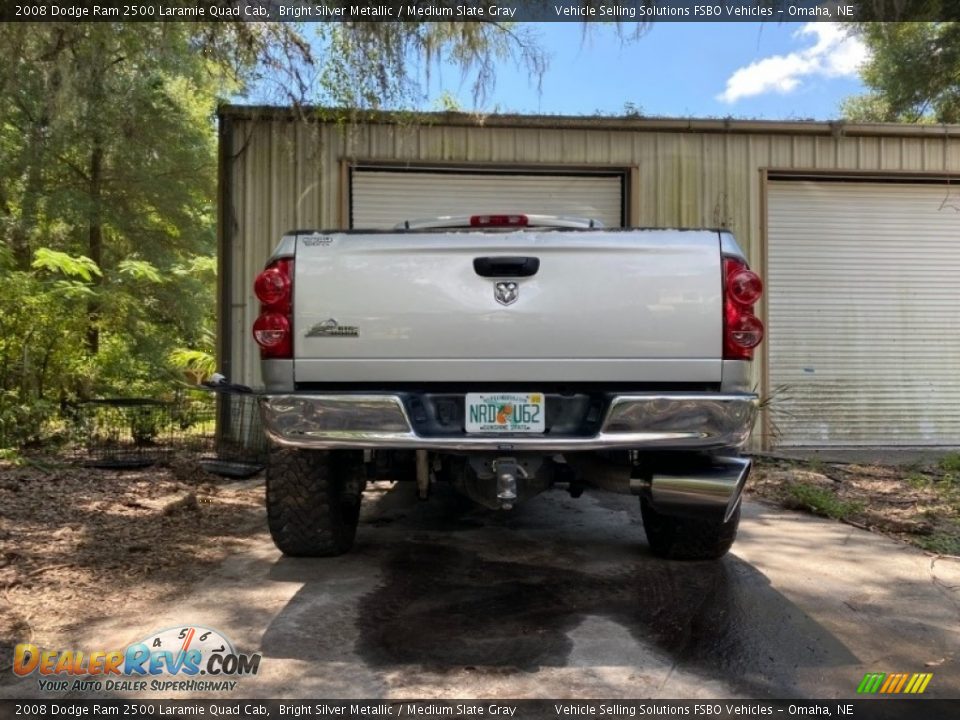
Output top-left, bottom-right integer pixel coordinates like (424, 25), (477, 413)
(2, 484), (957, 700)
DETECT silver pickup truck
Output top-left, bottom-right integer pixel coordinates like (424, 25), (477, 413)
(250, 214), (763, 560)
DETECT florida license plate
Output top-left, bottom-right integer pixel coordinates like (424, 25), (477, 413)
(465, 393), (545, 433)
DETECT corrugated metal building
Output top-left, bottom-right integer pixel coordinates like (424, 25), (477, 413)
(219, 106), (960, 449)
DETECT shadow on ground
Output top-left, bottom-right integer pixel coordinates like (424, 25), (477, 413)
(259, 484), (856, 697)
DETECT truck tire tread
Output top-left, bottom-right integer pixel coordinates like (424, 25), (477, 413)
(640, 499), (740, 560)
(266, 448), (361, 557)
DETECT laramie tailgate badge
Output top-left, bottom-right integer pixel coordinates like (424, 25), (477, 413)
(305, 318), (359, 337)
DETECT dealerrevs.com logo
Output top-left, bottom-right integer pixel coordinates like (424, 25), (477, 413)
(13, 625), (261, 693)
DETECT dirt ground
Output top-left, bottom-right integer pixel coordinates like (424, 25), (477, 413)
(747, 455), (960, 557)
(0, 455), (265, 673)
(1, 452), (958, 682)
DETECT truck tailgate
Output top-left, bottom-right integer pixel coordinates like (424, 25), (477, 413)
(292, 229), (723, 384)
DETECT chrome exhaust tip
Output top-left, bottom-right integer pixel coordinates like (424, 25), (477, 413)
(643, 456), (751, 522)
(566, 453), (752, 521)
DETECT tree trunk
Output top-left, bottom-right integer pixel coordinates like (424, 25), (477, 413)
(86, 140), (103, 355)
(7, 122), (46, 270)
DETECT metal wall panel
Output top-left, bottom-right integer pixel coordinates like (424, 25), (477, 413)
(350, 170), (624, 229)
(768, 181), (960, 446)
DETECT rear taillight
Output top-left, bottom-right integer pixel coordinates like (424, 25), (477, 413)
(252, 258), (293, 358)
(470, 214), (528, 227)
(254, 265), (291, 307)
(723, 257), (764, 360)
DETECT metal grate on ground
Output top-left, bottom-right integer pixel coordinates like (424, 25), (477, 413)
(201, 391), (270, 478)
(70, 392), (268, 476)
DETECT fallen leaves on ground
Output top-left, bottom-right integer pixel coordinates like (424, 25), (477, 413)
(0, 454), (265, 673)
(748, 457), (960, 556)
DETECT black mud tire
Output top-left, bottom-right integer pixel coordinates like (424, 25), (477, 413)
(266, 448), (365, 557)
(640, 498), (741, 560)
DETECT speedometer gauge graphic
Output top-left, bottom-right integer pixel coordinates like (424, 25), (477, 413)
(138, 625), (234, 658)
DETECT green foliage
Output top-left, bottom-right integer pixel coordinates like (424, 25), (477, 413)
(169, 349), (217, 382)
(843, 23), (960, 123)
(806, 456), (825, 475)
(0, 261), (93, 446)
(757, 383), (792, 446)
(433, 91), (463, 112)
(915, 529), (960, 556)
(0, 394), (59, 449)
(117, 259), (163, 284)
(938, 453), (960, 474)
(0, 24), (227, 446)
(907, 471), (931, 489)
(787, 482), (864, 520)
(307, 22), (547, 110)
(32, 249), (102, 281)
(169, 328), (217, 384)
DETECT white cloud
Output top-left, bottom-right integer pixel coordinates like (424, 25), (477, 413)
(717, 23), (868, 104)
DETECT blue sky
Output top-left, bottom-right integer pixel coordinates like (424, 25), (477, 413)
(422, 22), (867, 120)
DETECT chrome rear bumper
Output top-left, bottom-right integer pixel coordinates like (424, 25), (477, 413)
(259, 392), (758, 451)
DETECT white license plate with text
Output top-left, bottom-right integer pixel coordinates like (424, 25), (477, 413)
(465, 393), (545, 433)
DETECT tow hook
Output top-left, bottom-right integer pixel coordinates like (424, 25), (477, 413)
(492, 457), (526, 510)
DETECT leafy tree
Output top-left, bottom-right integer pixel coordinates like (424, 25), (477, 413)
(307, 21), (547, 109)
(0, 17), (644, 447)
(843, 23), (960, 122)
(0, 23), (231, 443)
(0, 247), (97, 443)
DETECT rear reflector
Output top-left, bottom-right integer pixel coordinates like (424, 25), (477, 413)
(470, 214), (529, 227)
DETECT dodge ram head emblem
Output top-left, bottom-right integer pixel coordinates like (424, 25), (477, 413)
(494, 282), (518, 306)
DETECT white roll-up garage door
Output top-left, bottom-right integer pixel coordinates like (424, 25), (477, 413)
(768, 180), (960, 446)
(351, 169), (624, 229)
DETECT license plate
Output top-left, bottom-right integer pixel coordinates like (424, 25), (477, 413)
(465, 393), (545, 433)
